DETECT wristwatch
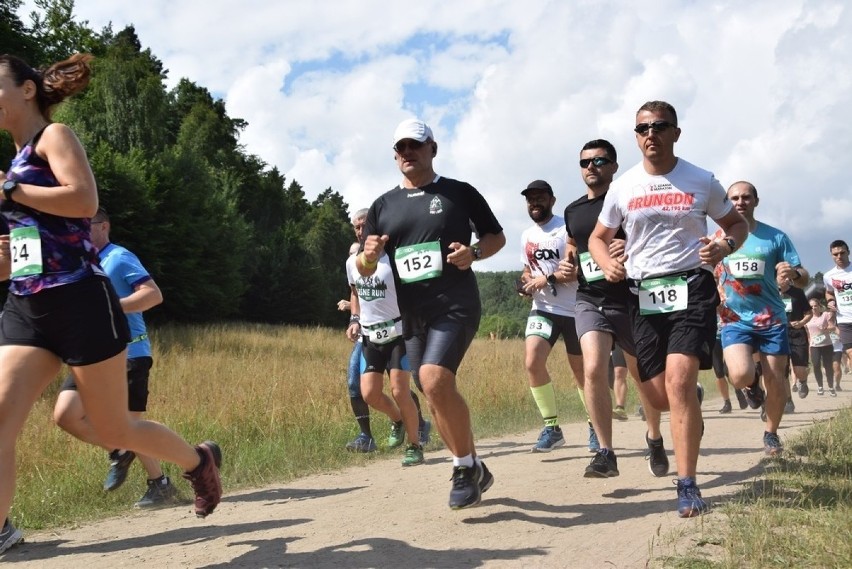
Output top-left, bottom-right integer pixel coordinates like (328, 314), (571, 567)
(546, 274), (557, 285)
(723, 237), (736, 253)
(471, 244), (482, 260)
(2, 180), (18, 202)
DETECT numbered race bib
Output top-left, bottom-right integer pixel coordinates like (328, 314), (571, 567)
(10, 226), (43, 278)
(638, 276), (688, 315)
(727, 254), (765, 279)
(580, 252), (605, 283)
(525, 315), (553, 339)
(837, 288), (852, 308)
(394, 241), (442, 283)
(811, 334), (826, 345)
(364, 319), (402, 345)
(783, 297), (793, 313)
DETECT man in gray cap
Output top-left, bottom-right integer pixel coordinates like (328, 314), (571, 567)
(517, 180), (584, 453)
(358, 118), (505, 509)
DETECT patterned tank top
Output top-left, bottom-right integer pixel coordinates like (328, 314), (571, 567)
(2, 126), (99, 295)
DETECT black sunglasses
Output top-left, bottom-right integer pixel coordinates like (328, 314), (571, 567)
(634, 120), (675, 135)
(579, 156), (613, 169)
(393, 139), (426, 153)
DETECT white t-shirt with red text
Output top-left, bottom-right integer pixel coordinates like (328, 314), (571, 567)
(598, 158), (733, 281)
(824, 264), (852, 323)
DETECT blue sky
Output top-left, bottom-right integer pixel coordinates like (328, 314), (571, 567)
(21, 0), (852, 276)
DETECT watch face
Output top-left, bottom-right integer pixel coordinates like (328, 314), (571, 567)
(2, 181), (14, 191)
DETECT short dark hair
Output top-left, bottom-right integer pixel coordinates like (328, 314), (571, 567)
(92, 206), (110, 223)
(830, 239), (849, 252)
(729, 181), (758, 200)
(581, 139), (617, 163)
(637, 100), (678, 126)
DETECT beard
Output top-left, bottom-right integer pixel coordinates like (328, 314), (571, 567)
(528, 206), (553, 223)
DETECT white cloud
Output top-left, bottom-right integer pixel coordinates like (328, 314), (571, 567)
(25, 0), (851, 275)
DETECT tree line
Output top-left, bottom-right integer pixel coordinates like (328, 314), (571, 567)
(3, 0), (546, 334)
(1, 0), (355, 326)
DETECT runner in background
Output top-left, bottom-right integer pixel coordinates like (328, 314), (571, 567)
(517, 180), (583, 453)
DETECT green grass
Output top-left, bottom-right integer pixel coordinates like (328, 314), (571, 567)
(12, 323), (609, 529)
(656, 404), (852, 568)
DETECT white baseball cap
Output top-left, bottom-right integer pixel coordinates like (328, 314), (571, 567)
(393, 118), (434, 145)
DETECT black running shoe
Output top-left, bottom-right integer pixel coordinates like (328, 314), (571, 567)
(104, 450), (136, 491)
(645, 433), (669, 477)
(743, 380), (766, 410)
(584, 449), (619, 478)
(448, 464), (482, 510)
(479, 461), (494, 494)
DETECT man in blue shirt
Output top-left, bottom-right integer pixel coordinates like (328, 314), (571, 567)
(53, 207), (175, 508)
(715, 182), (809, 456)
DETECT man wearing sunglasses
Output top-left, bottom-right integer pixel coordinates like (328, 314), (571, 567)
(560, 139), (668, 480)
(714, 181), (809, 457)
(824, 239), (852, 390)
(588, 101), (749, 518)
(358, 119), (505, 510)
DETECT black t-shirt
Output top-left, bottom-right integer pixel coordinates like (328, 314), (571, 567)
(781, 285), (808, 325)
(365, 176), (502, 318)
(563, 192), (629, 305)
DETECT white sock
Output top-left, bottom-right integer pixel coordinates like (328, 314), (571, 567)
(453, 454), (474, 468)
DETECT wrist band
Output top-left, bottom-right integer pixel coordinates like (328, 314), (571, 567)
(360, 252), (378, 269)
(350, 315), (360, 325)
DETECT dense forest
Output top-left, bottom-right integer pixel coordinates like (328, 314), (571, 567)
(0, 0), (541, 335)
(1, 0), (358, 326)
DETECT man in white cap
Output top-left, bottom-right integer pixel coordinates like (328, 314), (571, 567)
(358, 118), (506, 509)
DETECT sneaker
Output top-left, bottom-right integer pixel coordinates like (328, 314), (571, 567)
(401, 444), (424, 467)
(584, 449), (619, 478)
(104, 450), (136, 491)
(817, 386), (824, 395)
(791, 381), (798, 393)
(345, 433), (377, 453)
(836, 383), (843, 391)
(182, 441), (222, 518)
(134, 476), (178, 509)
(479, 461), (494, 494)
(613, 406), (628, 421)
(829, 388), (837, 397)
(587, 423), (600, 453)
(675, 477), (709, 518)
(636, 405), (646, 420)
(743, 381), (766, 410)
(718, 400), (732, 414)
(532, 426), (565, 453)
(763, 431), (783, 456)
(387, 421), (405, 448)
(760, 404), (767, 422)
(784, 399), (795, 414)
(798, 381), (809, 399)
(0, 519), (23, 555)
(645, 433), (670, 477)
(696, 383), (705, 406)
(448, 464), (483, 510)
(418, 420), (432, 447)
(734, 388), (749, 410)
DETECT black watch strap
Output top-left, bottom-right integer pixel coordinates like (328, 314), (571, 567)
(2, 180), (18, 202)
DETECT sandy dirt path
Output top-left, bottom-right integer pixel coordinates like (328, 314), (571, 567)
(3, 388), (848, 568)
